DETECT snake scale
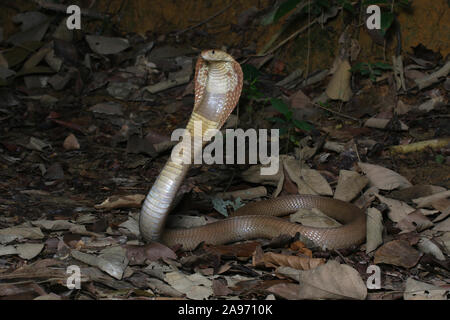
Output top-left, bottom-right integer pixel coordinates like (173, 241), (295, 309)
(139, 50), (366, 251)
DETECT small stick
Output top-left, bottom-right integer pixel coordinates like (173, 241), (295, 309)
(264, 18), (318, 55)
(176, 2), (233, 36)
(314, 102), (361, 123)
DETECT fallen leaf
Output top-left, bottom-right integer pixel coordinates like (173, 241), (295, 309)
(366, 208), (383, 253)
(389, 185), (446, 202)
(374, 240), (422, 268)
(164, 271), (213, 300)
(325, 58), (352, 101)
(434, 218), (450, 232)
(417, 238), (445, 261)
(0, 226), (44, 244)
(276, 261), (367, 299)
(375, 194), (415, 222)
(396, 210), (434, 233)
(413, 190), (450, 208)
(95, 194), (145, 210)
(334, 170), (369, 201)
(267, 283), (302, 300)
(63, 134), (80, 150)
(253, 248), (325, 270)
(359, 162), (412, 191)
(125, 243), (177, 265)
(205, 241), (261, 259)
(404, 278), (448, 300)
(85, 35), (130, 55)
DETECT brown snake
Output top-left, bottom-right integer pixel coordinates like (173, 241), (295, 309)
(139, 50), (366, 251)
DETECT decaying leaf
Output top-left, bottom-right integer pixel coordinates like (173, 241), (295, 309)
(252, 246), (325, 270)
(0, 226), (45, 244)
(375, 194), (415, 222)
(404, 278), (448, 300)
(95, 194), (145, 210)
(396, 210), (434, 233)
(85, 35), (130, 55)
(334, 170), (369, 202)
(125, 243), (177, 265)
(417, 238), (445, 261)
(374, 240), (422, 268)
(290, 207), (341, 228)
(63, 133), (80, 150)
(164, 271), (213, 300)
(366, 207), (383, 253)
(276, 261), (367, 300)
(359, 162), (412, 191)
(413, 190), (450, 209)
(325, 58), (353, 101)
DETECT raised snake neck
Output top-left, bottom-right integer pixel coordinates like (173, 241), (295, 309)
(139, 49), (366, 251)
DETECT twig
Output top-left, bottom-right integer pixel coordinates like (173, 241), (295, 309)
(314, 102), (361, 123)
(305, 0), (311, 79)
(264, 18), (318, 55)
(175, 2), (233, 36)
(32, 0), (109, 19)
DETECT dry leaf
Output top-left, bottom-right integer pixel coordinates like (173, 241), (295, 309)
(375, 194), (415, 222)
(95, 194), (145, 209)
(206, 241), (261, 258)
(164, 271), (213, 300)
(359, 162), (412, 190)
(325, 58), (353, 101)
(85, 35), (130, 55)
(290, 207), (341, 228)
(390, 185), (446, 202)
(434, 218), (450, 232)
(396, 210), (434, 233)
(276, 261), (367, 299)
(404, 278), (448, 300)
(63, 133), (80, 150)
(267, 283), (302, 300)
(255, 251), (325, 270)
(366, 208), (383, 253)
(334, 170), (369, 201)
(125, 243), (177, 265)
(413, 190), (450, 208)
(417, 238), (445, 261)
(374, 240), (422, 268)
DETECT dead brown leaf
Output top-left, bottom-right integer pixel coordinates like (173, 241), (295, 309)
(374, 240), (422, 268)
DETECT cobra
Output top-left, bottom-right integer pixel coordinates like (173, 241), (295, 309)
(139, 49), (366, 251)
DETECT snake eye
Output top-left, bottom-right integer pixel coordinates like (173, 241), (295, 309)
(211, 50), (215, 54)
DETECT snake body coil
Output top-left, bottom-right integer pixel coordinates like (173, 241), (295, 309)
(139, 50), (366, 251)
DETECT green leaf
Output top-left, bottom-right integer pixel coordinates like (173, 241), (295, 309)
(373, 62), (392, 70)
(242, 64), (260, 82)
(350, 62), (369, 72)
(267, 116), (287, 124)
(380, 11), (395, 36)
(436, 154), (445, 164)
(343, 2), (355, 13)
(289, 135), (300, 146)
(270, 98), (290, 116)
(274, 0), (302, 23)
(292, 119), (313, 131)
